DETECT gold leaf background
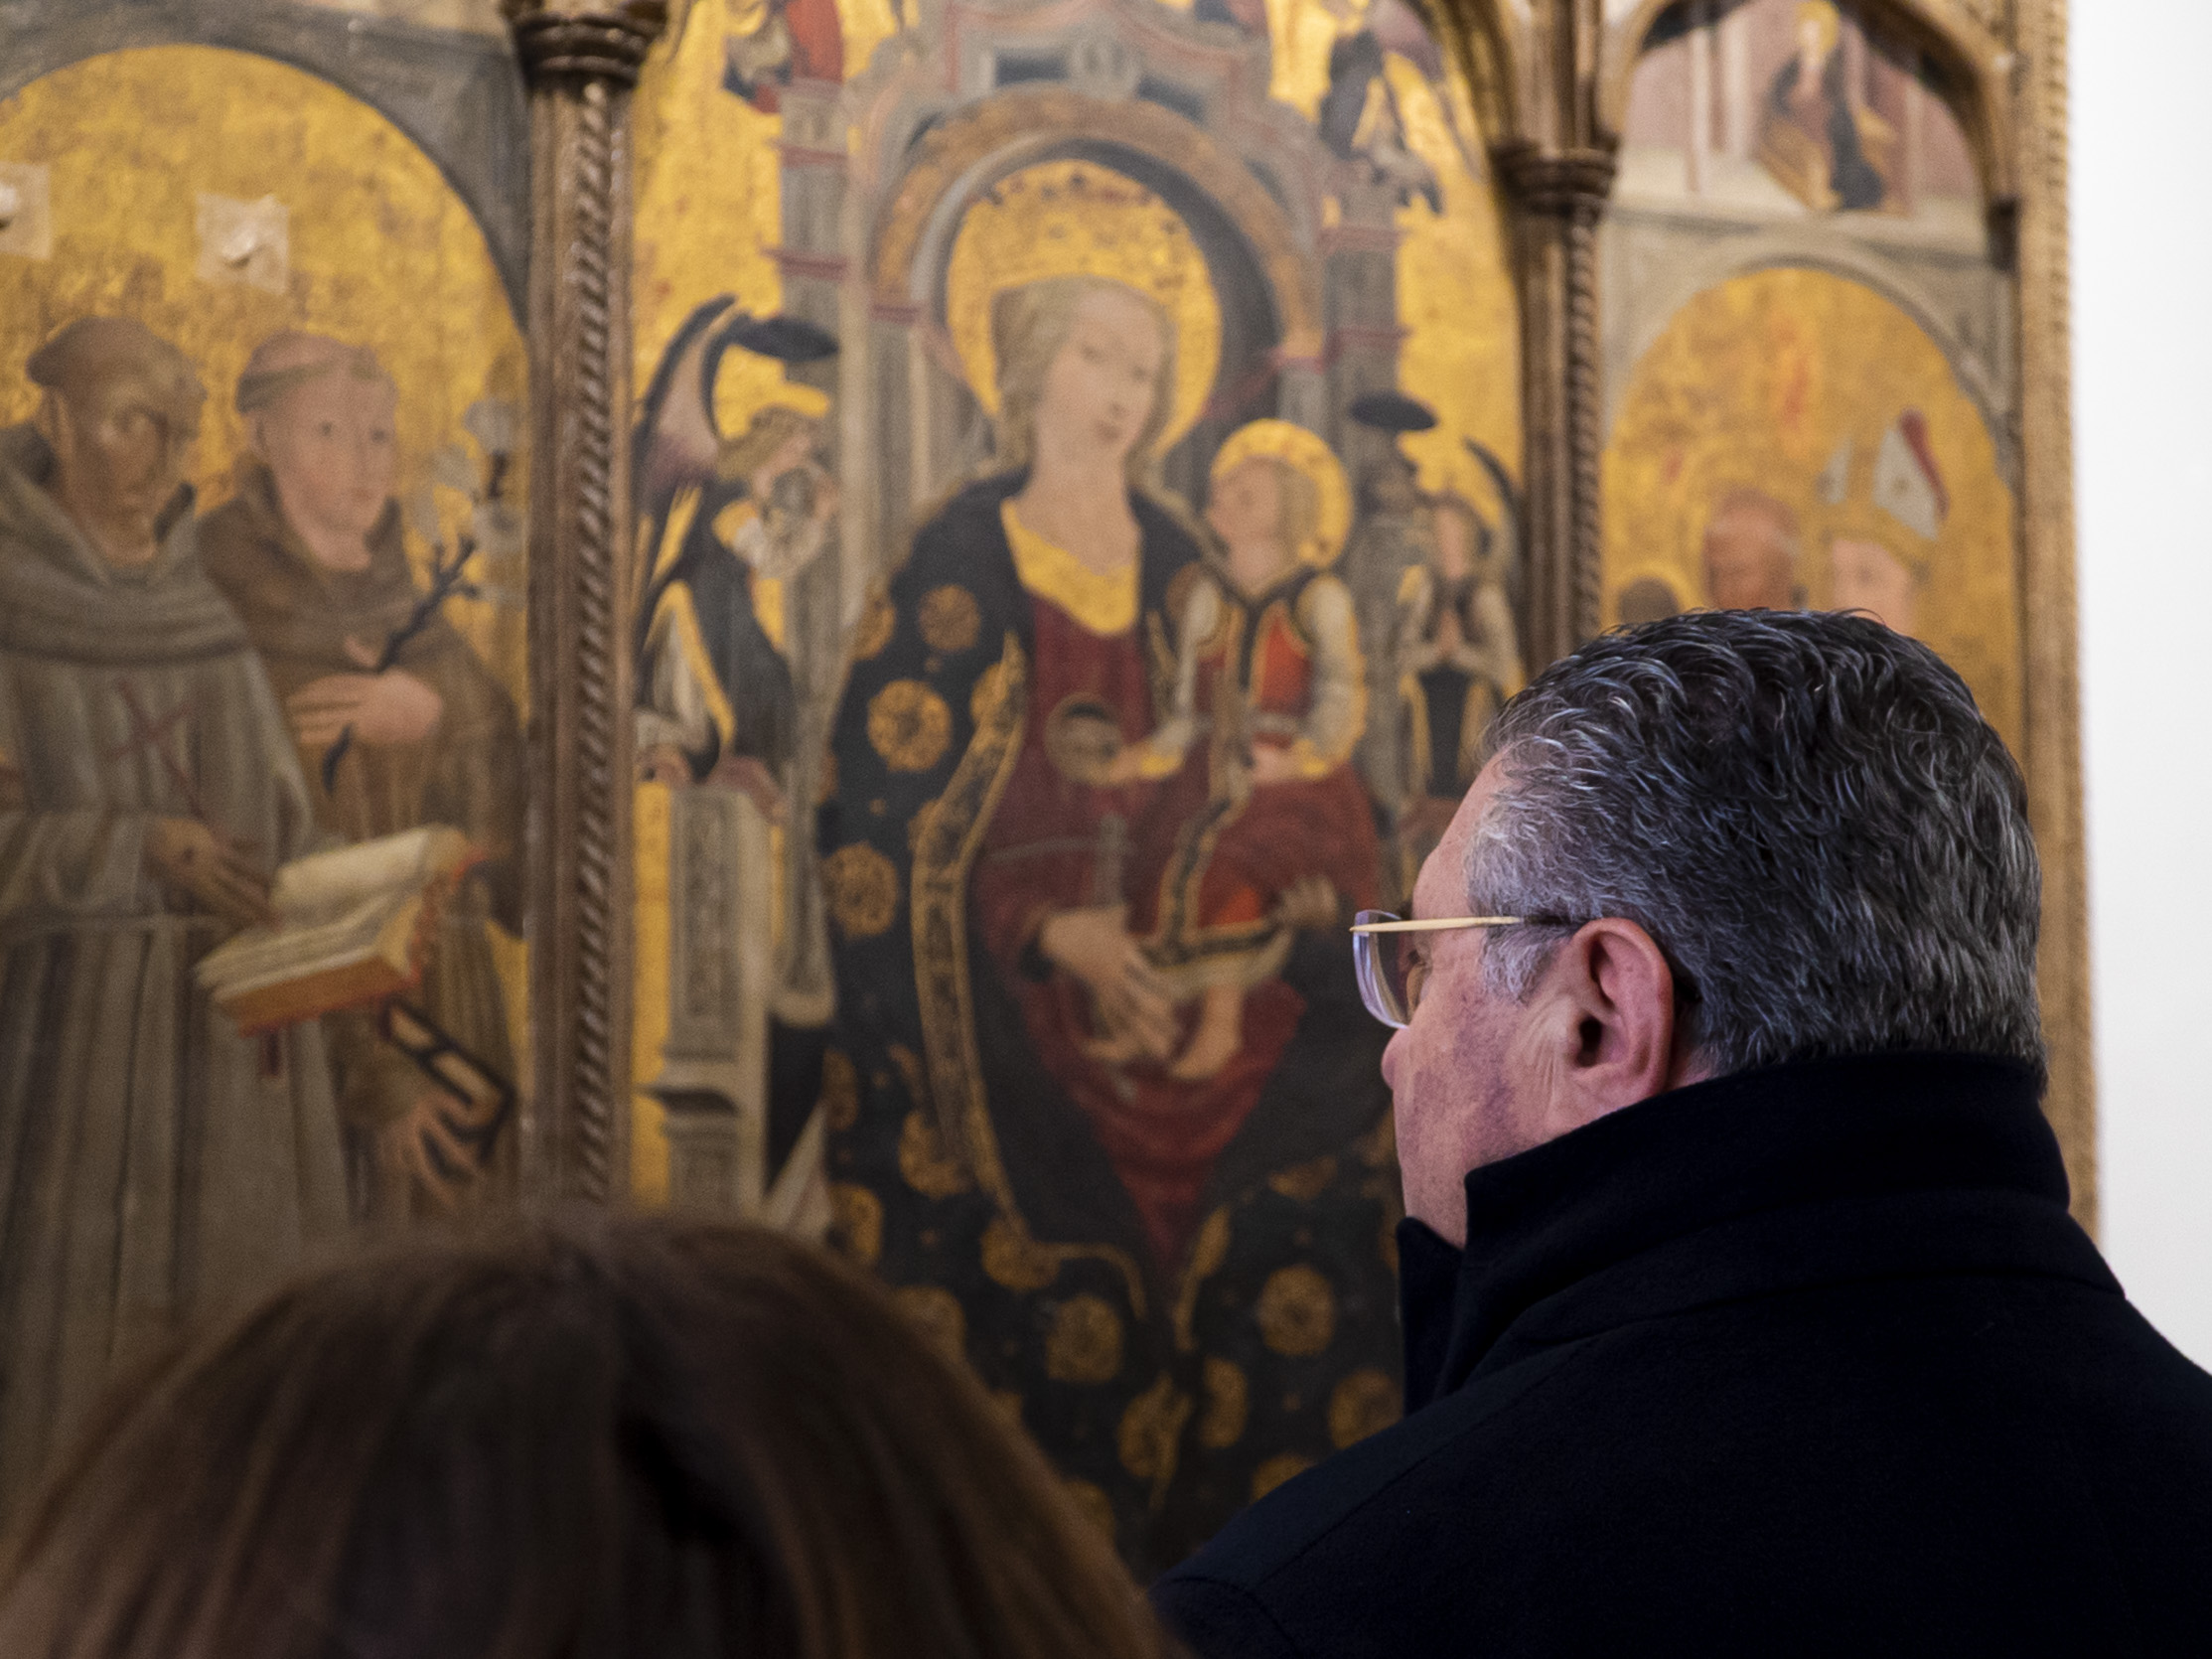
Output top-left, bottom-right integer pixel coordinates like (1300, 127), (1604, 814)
(1603, 267), (2021, 753)
(0, 45), (532, 1070)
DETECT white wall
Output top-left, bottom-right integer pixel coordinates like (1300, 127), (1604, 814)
(2076, 3), (2212, 1366)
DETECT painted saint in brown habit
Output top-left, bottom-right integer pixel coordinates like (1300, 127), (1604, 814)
(0, 319), (350, 1518)
(199, 333), (525, 1219)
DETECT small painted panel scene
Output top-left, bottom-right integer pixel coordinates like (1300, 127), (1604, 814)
(1619, 0), (1982, 231)
(1603, 0), (2019, 750)
(1602, 267), (2019, 749)
(0, 45), (527, 1517)
(627, 0), (1520, 1569)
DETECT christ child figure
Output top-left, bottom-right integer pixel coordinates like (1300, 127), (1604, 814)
(1120, 419), (1380, 1080)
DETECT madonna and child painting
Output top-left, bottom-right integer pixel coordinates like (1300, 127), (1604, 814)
(819, 274), (1418, 1569)
(622, 0), (1531, 1557)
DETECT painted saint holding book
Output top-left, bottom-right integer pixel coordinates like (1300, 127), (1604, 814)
(199, 333), (526, 1217)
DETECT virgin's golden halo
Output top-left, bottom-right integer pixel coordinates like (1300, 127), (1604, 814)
(1210, 417), (1352, 568)
(944, 161), (1223, 454)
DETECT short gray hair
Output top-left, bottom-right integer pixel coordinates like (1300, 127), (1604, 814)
(1467, 610), (2044, 1085)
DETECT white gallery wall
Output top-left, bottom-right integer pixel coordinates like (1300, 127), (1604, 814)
(2076, 2), (2212, 1365)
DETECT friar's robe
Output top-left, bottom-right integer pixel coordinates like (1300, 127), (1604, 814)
(821, 473), (1401, 1576)
(0, 426), (349, 1516)
(199, 466), (524, 1214)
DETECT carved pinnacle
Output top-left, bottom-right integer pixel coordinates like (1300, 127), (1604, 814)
(502, 0), (668, 87)
(1493, 143), (1618, 221)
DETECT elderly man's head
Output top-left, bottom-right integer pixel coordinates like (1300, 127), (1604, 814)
(29, 317), (205, 566)
(238, 332), (399, 567)
(1383, 609), (2040, 1242)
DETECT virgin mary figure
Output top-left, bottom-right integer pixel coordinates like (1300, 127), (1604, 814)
(820, 274), (1401, 1571)
(1756, 0), (1898, 213)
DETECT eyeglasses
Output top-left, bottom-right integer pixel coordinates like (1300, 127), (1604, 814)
(1349, 910), (1528, 1029)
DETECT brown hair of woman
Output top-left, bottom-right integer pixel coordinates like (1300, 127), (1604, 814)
(0, 1215), (1175, 1659)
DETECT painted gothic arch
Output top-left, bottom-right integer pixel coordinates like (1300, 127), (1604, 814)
(1596, 0), (2017, 213)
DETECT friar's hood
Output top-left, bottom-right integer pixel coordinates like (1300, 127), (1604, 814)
(0, 423), (249, 665)
(196, 461), (422, 664)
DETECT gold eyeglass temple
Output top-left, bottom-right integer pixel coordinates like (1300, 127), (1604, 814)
(1348, 916), (1527, 934)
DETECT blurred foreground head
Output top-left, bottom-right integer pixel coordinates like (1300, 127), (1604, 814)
(0, 1216), (1169, 1659)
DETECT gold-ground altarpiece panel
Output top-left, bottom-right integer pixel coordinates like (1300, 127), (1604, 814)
(0, 9), (532, 1518)
(0, 0), (2085, 1563)
(621, 0), (1523, 1568)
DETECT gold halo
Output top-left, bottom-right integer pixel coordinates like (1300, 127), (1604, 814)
(1796, 0), (1843, 57)
(945, 160), (1222, 454)
(1210, 418), (1352, 568)
(1601, 267), (2018, 750)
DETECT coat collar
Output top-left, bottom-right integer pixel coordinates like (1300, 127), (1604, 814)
(1398, 1051), (2107, 1412)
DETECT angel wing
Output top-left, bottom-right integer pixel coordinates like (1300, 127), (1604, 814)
(634, 295), (742, 515)
(1367, 0), (1488, 188)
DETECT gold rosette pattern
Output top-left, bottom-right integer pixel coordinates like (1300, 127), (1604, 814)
(820, 841), (900, 938)
(867, 679), (954, 773)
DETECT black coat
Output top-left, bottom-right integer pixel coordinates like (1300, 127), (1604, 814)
(1155, 1053), (2212, 1655)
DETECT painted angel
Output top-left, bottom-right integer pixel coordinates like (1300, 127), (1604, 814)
(632, 298), (839, 823)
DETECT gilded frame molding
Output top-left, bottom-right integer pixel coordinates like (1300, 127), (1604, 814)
(0, 0), (2083, 1226)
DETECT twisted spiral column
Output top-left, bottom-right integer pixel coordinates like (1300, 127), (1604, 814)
(505, 0), (665, 1201)
(1496, 144), (1616, 669)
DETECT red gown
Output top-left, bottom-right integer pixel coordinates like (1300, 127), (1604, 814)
(970, 570), (1304, 1273)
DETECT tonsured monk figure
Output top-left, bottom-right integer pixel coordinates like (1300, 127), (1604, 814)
(200, 333), (525, 1216)
(0, 319), (347, 1518)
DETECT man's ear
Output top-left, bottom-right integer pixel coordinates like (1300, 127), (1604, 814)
(1543, 918), (1686, 1127)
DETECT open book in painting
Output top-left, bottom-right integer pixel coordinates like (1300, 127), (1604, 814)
(195, 825), (475, 1034)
